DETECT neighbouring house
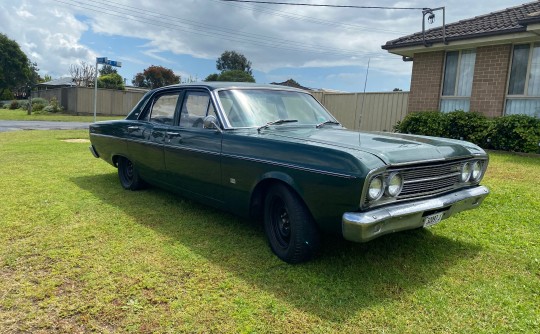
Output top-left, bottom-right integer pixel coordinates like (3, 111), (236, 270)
(35, 77), (75, 90)
(382, 1), (540, 118)
(271, 79), (312, 91)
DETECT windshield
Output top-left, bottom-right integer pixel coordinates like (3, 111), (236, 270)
(217, 89), (335, 128)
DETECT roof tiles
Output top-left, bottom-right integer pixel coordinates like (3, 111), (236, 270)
(383, 1), (540, 49)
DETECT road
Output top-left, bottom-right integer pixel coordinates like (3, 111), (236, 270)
(0, 120), (90, 132)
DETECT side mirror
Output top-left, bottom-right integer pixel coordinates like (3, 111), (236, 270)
(203, 115), (220, 131)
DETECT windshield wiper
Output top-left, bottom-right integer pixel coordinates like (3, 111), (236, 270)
(257, 119), (298, 133)
(316, 120), (341, 128)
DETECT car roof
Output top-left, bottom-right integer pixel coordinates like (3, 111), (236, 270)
(157, 82), (308, 93)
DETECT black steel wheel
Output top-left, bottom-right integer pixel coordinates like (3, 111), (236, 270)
(264, 183), (320, 263)
(117, 156), (145, 190)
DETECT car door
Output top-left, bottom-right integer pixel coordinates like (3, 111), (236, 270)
(164, 89), (223, 203)
(126, 90), (183, 185)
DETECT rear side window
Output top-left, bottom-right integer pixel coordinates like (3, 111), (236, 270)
(149, 93), (180, 125)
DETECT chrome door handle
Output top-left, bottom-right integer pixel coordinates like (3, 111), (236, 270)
(166, 132), (180, 137)
(127, 126), (139, 131)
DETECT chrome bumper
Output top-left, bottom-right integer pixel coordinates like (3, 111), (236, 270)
(342, 186), (489, 243)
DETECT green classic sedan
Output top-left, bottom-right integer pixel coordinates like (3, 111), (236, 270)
(89, 82), (489, 263)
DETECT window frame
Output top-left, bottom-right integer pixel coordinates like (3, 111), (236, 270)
(440, 49), (476, 112)
(505, 42), (540, 117)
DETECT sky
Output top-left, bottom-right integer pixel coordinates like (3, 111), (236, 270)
(0, 0), (533, 92)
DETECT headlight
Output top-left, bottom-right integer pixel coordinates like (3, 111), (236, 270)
(471, 160), (483, 181)
(460, 162), (472, 182)
(386, 173), (403, 197)
(367, 176), (384, 201)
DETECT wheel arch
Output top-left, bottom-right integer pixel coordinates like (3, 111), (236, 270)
(249, 172), (306, 221)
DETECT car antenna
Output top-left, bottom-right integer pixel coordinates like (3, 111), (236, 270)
(358, 57), (370, 145)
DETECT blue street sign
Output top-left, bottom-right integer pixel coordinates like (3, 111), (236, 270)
(96, 57), (108, 64)
(106, 60), (122, 67)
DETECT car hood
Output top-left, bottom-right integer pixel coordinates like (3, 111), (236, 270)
(264, 127), (486, 165)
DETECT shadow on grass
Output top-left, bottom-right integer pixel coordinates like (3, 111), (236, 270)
(72, 174), (481, 322)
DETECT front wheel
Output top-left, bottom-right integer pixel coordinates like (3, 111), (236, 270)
(117, 157), (146, 190)
(264, 184), (320, 263)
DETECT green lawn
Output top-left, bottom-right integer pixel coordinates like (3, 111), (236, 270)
(0, 109), (121, 122)
(0, 130), (538, 333)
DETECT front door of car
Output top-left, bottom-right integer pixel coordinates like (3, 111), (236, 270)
(164, 90), (223, 203)
(126, 91), (182, 185)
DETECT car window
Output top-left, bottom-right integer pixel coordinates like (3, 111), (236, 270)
(218, 89), (332, 128)
(179, 91), (216, 128)
(149, 93), (180, 125)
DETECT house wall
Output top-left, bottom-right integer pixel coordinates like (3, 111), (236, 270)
(407, 45), (513, 117)
(470, 44), (512, 117)
(407, 51), (445, 112)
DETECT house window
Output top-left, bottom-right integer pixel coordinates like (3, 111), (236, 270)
(506, 43), (540, 117)
(440, 49), (476, 112)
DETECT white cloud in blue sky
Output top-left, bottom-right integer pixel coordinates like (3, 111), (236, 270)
(0, 0), (531, 92)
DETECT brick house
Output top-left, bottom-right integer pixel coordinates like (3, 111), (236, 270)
(382, 1), (540, 118)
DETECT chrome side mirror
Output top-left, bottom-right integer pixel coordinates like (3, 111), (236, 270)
(203, 115), (221, 131)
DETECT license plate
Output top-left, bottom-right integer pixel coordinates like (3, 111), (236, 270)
(423, 212), (444, 228)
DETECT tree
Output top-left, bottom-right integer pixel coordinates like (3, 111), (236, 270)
(98, 73), (125, 90)
(0, 33), (32, 98)
(132, 65), (180, 89)
(70, 61), (96, 87)
(99, 64), (118, 76)
(205, 70), (255, 83)
(216, 50), (252, 75)
(41, 74), (52, 83)
(205, 51), (255, 83)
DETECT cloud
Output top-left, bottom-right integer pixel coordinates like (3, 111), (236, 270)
(0, 0), (95, 77)
(1, 0), (529, 89)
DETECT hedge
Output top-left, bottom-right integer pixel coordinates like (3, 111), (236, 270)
(395, 110), (540, 154)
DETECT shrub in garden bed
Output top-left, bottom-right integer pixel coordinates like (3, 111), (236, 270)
(395, 110), (540, 154)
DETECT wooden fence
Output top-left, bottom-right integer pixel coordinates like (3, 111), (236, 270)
(32, 87), (410, 131)
(32, 87), (147, 116)
(312, 91), (409, 132)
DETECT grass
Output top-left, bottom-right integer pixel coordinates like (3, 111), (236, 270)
(0, 130), (539, 333)
(0, 109), (121, 122)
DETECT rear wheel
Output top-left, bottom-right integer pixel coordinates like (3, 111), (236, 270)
(264, 184), (320, 263)
(117, 157), (145, 190)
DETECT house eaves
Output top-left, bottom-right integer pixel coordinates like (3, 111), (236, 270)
(382, 1), (540, 57)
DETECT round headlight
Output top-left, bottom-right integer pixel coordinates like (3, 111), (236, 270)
(471, 161), (483, 181)
(386, 173), (403, 197)
(368, 176), (384, 201)
(460, 162), (472, 182)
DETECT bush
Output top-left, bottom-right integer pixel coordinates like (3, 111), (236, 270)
(48, 96), (63, 113)
(32, 102), (45, 111)
(445, 110), (492, 145)
(395, 111), (540, 154)
(488, 115), (540, 154)
(9, 100), (20, 109)
(42, 105), (55, 113)
(31, 97), (48, 105)
(394, 111), (449, 137)
(18, 100), (29, 110)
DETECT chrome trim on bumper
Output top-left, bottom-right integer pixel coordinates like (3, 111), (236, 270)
(342, 186), (489, 243)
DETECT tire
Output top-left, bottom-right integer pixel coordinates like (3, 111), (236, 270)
(264, 184), (320, 263)
(117, 156), (146, 190)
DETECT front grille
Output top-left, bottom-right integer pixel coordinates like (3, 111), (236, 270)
(398, 163), (461, 199)
(363, 158), (484, 208)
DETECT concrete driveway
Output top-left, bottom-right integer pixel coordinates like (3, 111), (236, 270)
(0, 120), (90, 132)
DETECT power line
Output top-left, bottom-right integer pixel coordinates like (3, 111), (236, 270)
(219, 0), (424, 10)
(52, 0), (400, 61)
(211, 0), (410, 34)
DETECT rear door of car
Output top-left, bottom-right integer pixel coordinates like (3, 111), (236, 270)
(126, 90), (183, 185)
(163, 89), (223, 204)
